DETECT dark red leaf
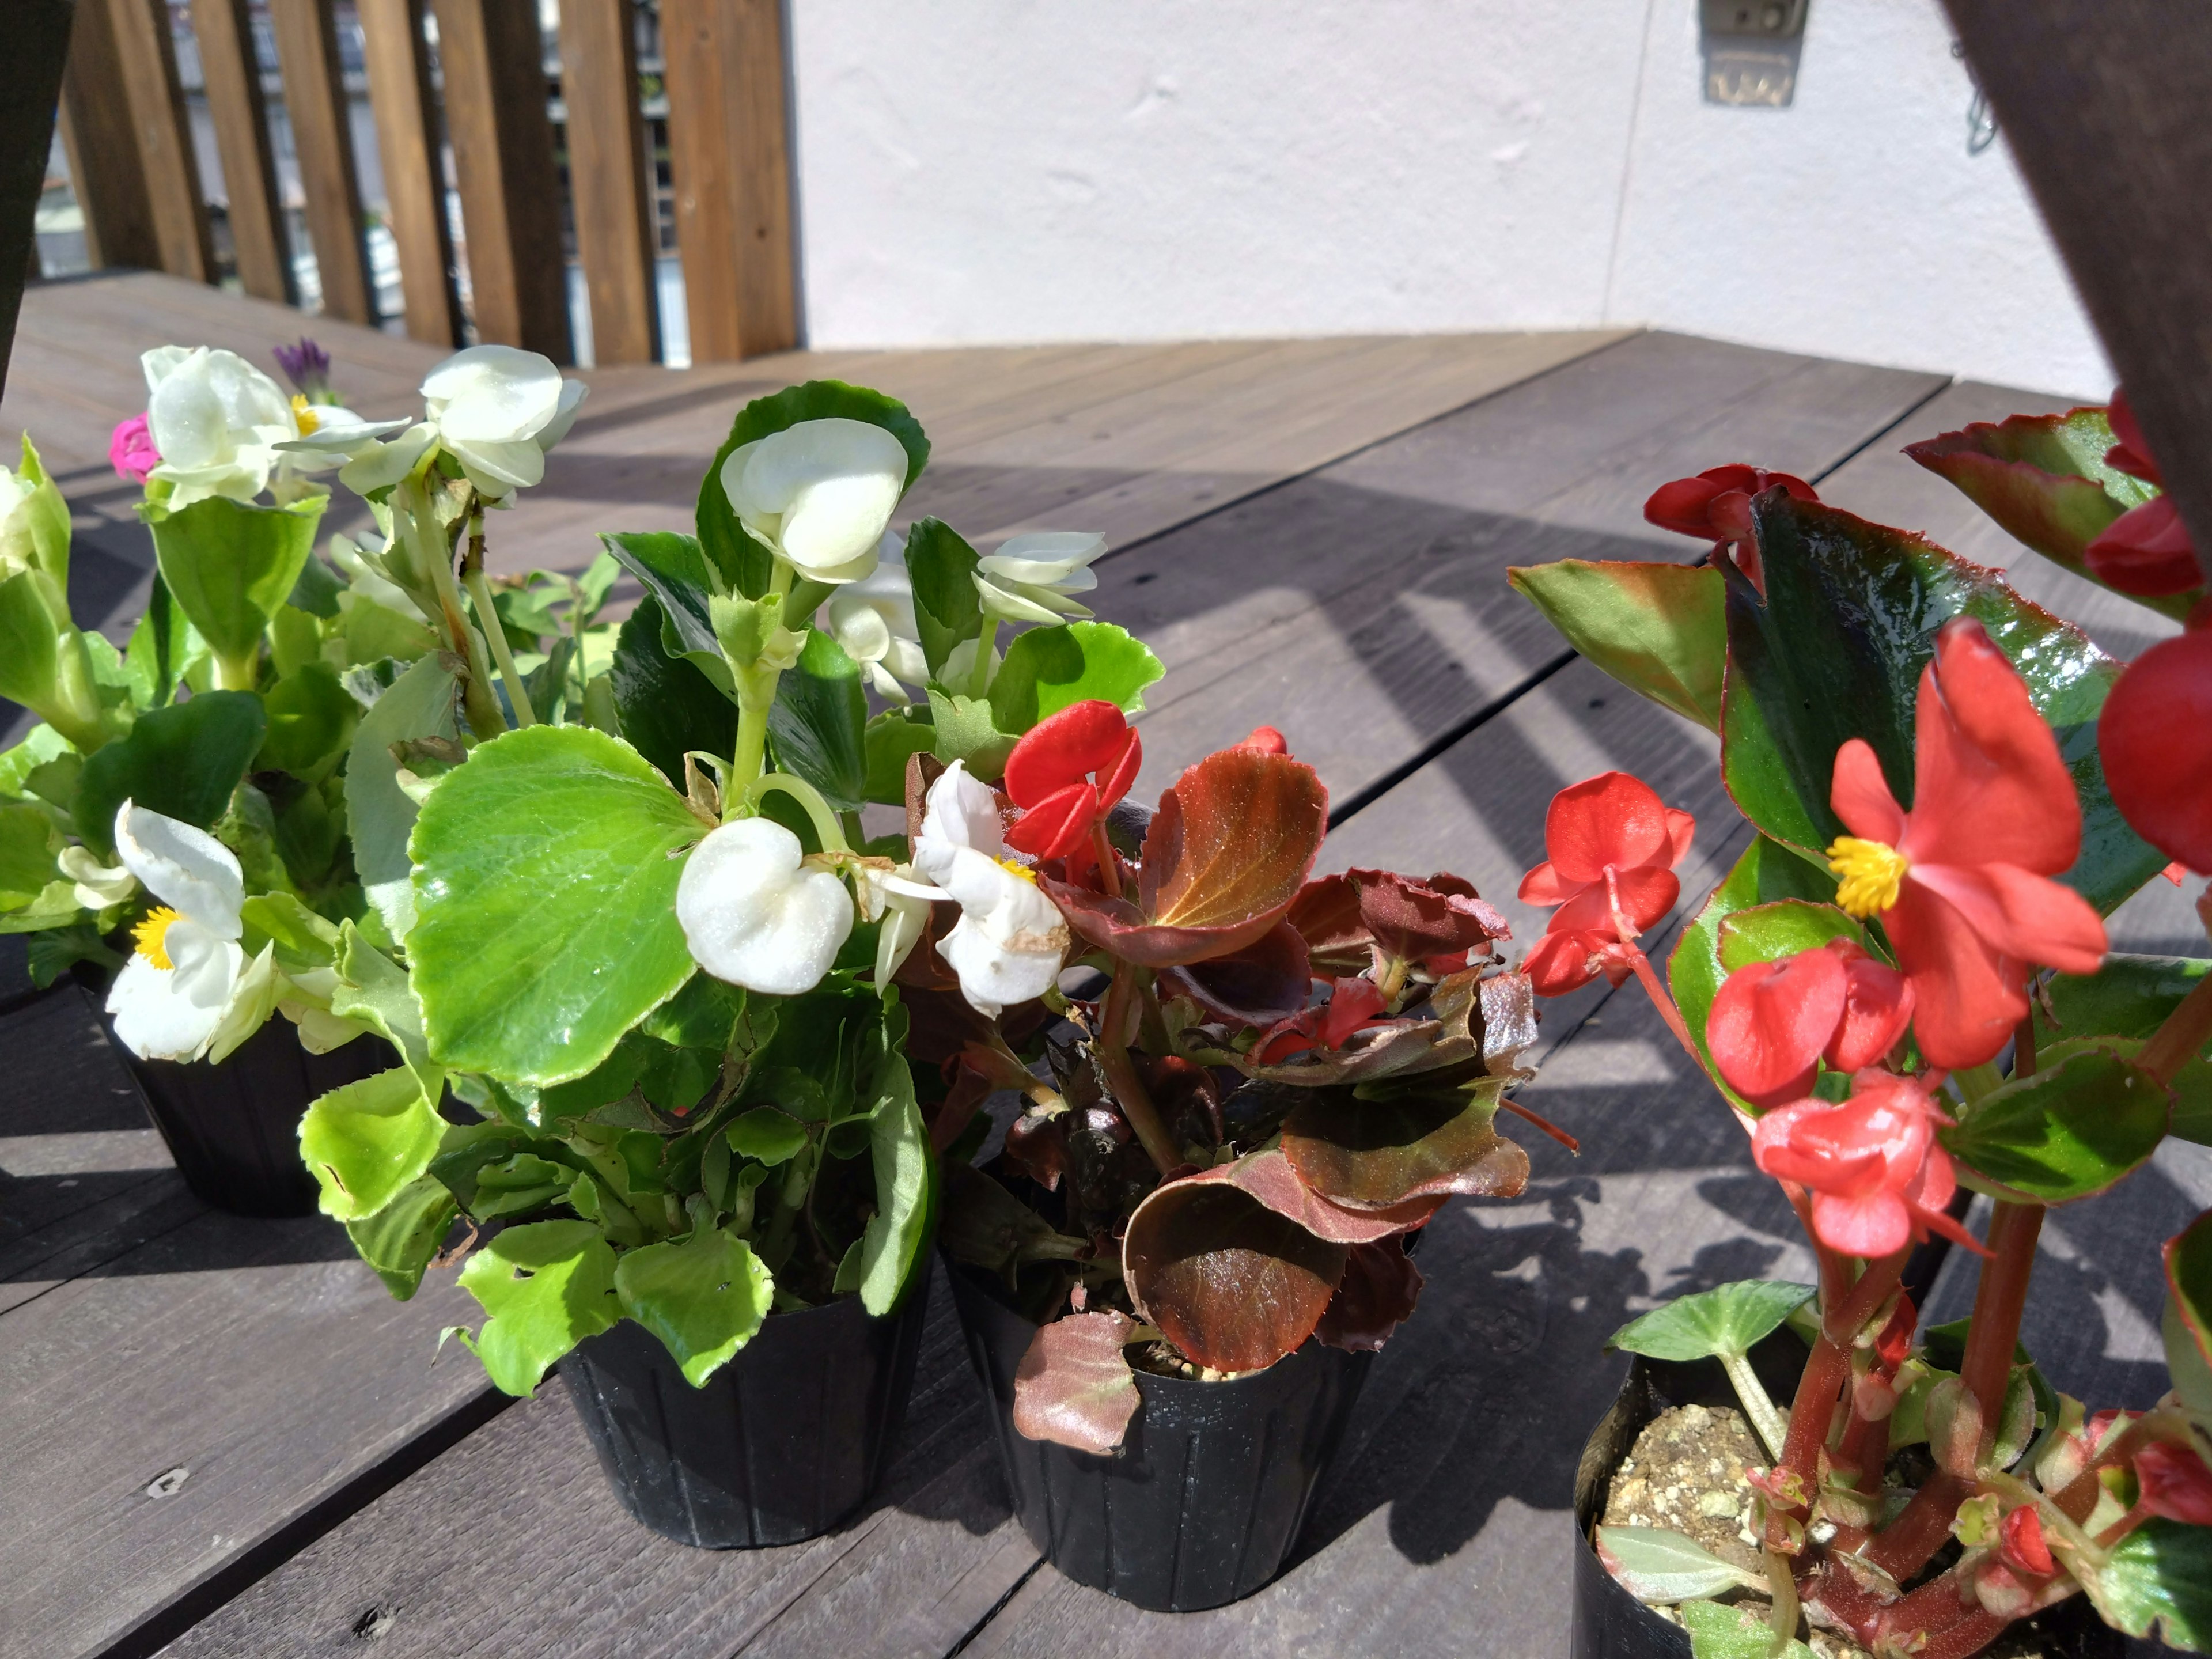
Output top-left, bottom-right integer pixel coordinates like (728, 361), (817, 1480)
(1347, 867), (1511, 967)
(1140, 749), (1328, 939)
(1157, 919), (1313, 1027)
(1123, 1175), (1348, 1372)
(1287, 874), (1373, 976)
(1215, 1147), (1440, 1244)
(1280, 1082), (1529, 1209)
(1012, 1309), (1141, 1453)
(1315, 1236), (1425, 1353)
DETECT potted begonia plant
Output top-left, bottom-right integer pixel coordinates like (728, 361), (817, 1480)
(912, 697), (1550, 1609)
(293, 377), (1171, 1547)
(2, 339), (603, 1213)
(1506, 389), (2212, 1658)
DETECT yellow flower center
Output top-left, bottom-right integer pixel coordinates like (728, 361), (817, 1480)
(132, 907), (181, 971)
(291, 393), (320, 437)
(1828, 836), (1908, 919)
(995, 857), (1039, 885)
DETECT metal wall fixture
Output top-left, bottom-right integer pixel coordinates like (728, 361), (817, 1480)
(1700, 0), (1809, 107)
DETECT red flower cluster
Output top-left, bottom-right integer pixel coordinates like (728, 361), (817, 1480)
(1644, 464), (1819, 589)
(1518, 772), (1694, 996)
(1003, 700), (1142, 870)
(2085, 391), (2200, 599)
(1751, 1071), (1975, 1258)
(1707, 938), (1913, 1108)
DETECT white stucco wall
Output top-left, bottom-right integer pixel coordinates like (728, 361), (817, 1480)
(787, 0), (2113, 397)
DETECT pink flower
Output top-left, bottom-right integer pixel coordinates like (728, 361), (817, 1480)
(109, 412), (160, 484)
(1751, 1071), (1977, 1258)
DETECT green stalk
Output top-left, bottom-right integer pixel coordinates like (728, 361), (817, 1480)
(1723, 1347), (1791, 1463)
(727, 559), (795, 799)
(397, 474), (504, 739)
(747, 771), (847, 851)
(966, 619), (998, 698)
(464, 560), (537, 727)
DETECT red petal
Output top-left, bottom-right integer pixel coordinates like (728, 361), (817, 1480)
(1096, 726), (1143, 813)
(2137, 1441), (2212, 1527)
(1707, 489), (1755, 544)
(1664, 808), (1696, 868)
(2104, 388), (2164, 485)
(1643, 475), (1729, 539)
(1003, 781), (1100, 861)
(1319, 976), (1388, 1048)
(1999, 1506), (2056, 1578)
(1707, 949), (1846, 1108)
(1885, 882), (2024, 1069)
(1235, 726), (1289, 755)
(1907, 863), (2107, 977)
(1542, 771), (1673, 884)
(1809, 1188), (1914, 1259)
(2101, 631), (2212, 870)
(1759, 469), (1820, 503)
(1904, 619), (2081, 876)
(1003, 700), (1131, 807)
(1831, 739), (1907, 845)
(2086, 497), (2200, 597)
(1517, 860), (1574, 907)
(1824, 945), (1915, 1072)
(1525, 930), (1600, 997)
(1548, 864), (1680, 936)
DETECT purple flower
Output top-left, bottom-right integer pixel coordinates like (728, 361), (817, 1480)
(109, 413), (160, 484)
(272, 337), (332, 399)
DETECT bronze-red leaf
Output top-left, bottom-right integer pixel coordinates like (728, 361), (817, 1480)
(1157, 919), (1313, 1027)
(1279, 1082), (1529, 1209)
(1012, 1309), (1141, 1453)
(1315, 1236), (1425, 1353)
(1123, 1175), (1347, 1373)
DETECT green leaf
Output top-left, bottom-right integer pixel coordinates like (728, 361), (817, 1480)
(329, 922), (441, 1096)
(1592, 1525), (1770, 1603)
(601, 530), (728, 666)
(614, 1224), (774, 1386)
(256, 661), (357, 775)
(610, 595), (737, 789)
(1608, 1280), (1817, 1362)
(2086, 1520), (2212, 1649)
(1509, 560), (1727, 731)
(2035, 955), (2212, 1146)
(1715, 899), (1862, 975)
(143, 493), (325, 671)
(1904, 408), (2190, 621)
(767, 627), (869, 810)
(0, 723), (70, 800)
(410, 725), (706, 1086)
(13, 435), (72, 585)
(1669, 835), (1838, 1111)
(0, 804), (60, 907)
(862, 708), (937, 806)
(286, 552), (346, 619)
(0, 570), (62, 715)
(904, 517), (982, 676)
(125, 573), (203, 709)
(454, 1219), (622, 1396)
(300, 1067), (446, 1221)
(346, 1173), (458, 1300)
(1942, 1041), (2169, 1203)
(637, 972), (747, 1051)
(1722, 495), (2164, 915)
(698, 381), (930, 599)
(727, 1105), (810, 1165)
(240, 891), (340, 972)
(467, 1152), (575, 1220)
(73, 691), (266, 858)
(1676, 1598), (1817, 1659)
(2164, 1210), (2212, 1418)
(925, 687), (1016, 782)
(987, 622), (1164, 736)
(344, 652), (459, 940)
(858, 1048), (934, 1316)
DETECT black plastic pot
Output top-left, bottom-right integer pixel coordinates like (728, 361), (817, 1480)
(1570, 1339), (2126, 1659)
(562, 1273), (931, 1548)
(945, 1255), (1382, 1612)
(104, 995), (397, 1217)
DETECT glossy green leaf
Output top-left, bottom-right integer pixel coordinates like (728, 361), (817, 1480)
(73, 691), (266, 857)
(467, 1153), (574, 1220)
(862, 708), (935, 806)
(1904, 408), (2190, 620)
(1593, 1526), (1769, 1604)
(0, 570), (62, 714)
(454, 1219), (622, 1396)
(858, 1049), (934, 1316)
(727, 1105), (809, 1165)
(300, 1067), (446, 1221)
(601, 530), (728, 664)
(2086, 1520), (2212, 1649)
(904, 517), (981, 675)
(143, 493), (325, 669)
(1723, 495), (2164, 915)
(1509, 560), (1726, 731)
(698, 381), (930, 599)
(286, 552), (346, 618)
(1715, 899), (1862, 975)
(637, 972), (747, 1051)
(2036, 955), (2212, 1145)
(610, 596), (737, 789)
(125, 572), (203, 709)
(346, 1172), (458, 1300)
(344, 652), (459, 941)
(256, 661), (357, 775)
(988, 622), (1164, 736)
(2165, 1210), (2212, 1418)
(0, 804), (59, 907)
(1942, 1041), (2169, 1203)
(767, 627), (869, 810)
(614, 1223), (774, 1387)
(239, 891), (340, 972)
(329, 922), (440, 1095)
(1608, 1279), (1816, 1362)
(410, 726), (706, 1085)
(924, 687), (1016, 782)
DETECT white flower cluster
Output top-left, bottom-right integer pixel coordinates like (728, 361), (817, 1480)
(139, 346), (398, 508)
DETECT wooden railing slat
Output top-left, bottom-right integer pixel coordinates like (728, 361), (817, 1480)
(188, 0), (292, 305)
(103, 0), (215, 283)
(558, 0), (660, 365)
(268, 0), (376, 325)
(59, 0), (162, 272)
(355, 0), (462, 347)
(431, 0), (572, 361)
(661, 0), (796, 361)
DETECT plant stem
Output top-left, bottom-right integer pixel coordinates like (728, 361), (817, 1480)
(464, 562), (537, 727)
(1624, 945), (1711, 1082)
(1724, 1346), (1791, 1462)
(1762, 1548), (1802, 1656)
(727, 558), (794, 799)
(967, 619), (997, 699)
(1959, 1198), (2044, 1436)
(747, 771), (847, 851)
(1768, 1333), (1852, 1547)
(2139, 968), (2212, 1085)
(1097, 961), (1180, 1175)
(399, 475), (503, 738)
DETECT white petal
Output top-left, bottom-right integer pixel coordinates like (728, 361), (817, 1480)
(113, 802), (244, 937)
(937, 863), (1069, 1016)
(675, 818), (853, 995)
(882, 637), (930, 688)
(914, 762), (1005, 881)
(447, 437), (547, 494)
(972, 572), (1078, 627)
(141, 344), (192, 396)
(422, 345), (563, 443)
(536, 378), (588, 450)
(828, 600), (893, 666)
(104, 932), (242, 1062)
(59, 846), (136, 908)
(207, 943), (279, 1063)
(275, 414), (412, 454)
(724, 419), (906, 580)
(874, 889), (933, 985)
(941, 637), (1001, 688)
(982, 531), (1107, 581)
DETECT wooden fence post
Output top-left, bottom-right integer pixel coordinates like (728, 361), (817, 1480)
(559, 0), (660, 364)
(661, 0), (796, 361)
(59, 0), (161, 271)
(189, 0), (292, 305)
(1, 0), (75, 399)
(355, 0), (461, 347)
(268, 0), (376, 324)
(94, 0), (214, 282)
(431, 0), (571, 361)
(1946, 0), (2212, 584)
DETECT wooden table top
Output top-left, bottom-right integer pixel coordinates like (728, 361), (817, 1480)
(1, 272), (2201, 1658)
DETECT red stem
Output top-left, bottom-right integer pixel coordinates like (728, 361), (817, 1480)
(2139, 966), (2212, 1084)
(1960, 1200), (2044, 1438)
(1863, 1471), (1974, 1580)
(1089, 819), (1124, 900)
(1768, 1335), (1853, 1546)
(1498, 1096), (1580, 1153)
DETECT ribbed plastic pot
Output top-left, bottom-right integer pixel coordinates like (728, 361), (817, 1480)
(1570, 1340), (2126, 1659)
(562, 1274), (931, 1549)
(945, 1255), (1381, 1612)
(105, 998), (396, 1218)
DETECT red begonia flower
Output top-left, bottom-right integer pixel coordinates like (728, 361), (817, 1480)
(1003, 700), (1142, 862)
(1707, 938), (1916, 1109)
(1999, 1506), (2056, 1579)
(1751, 1071), (1976, 1259)
(1518, 772), (1694, 995)
(1252, 976), (1390, 1063)
(1826, 619), (2107, 1069)
(1644, 465), (1820, 544)
(2100, 630), (2212, 873)
(2105, 389), (2162, 484)
(2136, 1441), (2212, 1527)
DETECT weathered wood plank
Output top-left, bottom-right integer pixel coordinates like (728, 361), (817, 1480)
(99, 0), (215, 282)
(58, 0), (163, 273)
(558, 0), (661, 365)
(188, 0), (292, 306)
(356, 0), (463, 347)
(268, 0), (376, 325)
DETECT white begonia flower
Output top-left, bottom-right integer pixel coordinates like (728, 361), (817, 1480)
(911, 762), (1070, 1017)
(720, 418), (907, 584)
(824, 531), (930, 700)
(853, 858), (946, 986)
(972, 532), (1108, 626)
(676, 817), (854, 996)
(104, 801), (273, 1063)
(142, 346), (302, 507)
(58, 846), (136, 911)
